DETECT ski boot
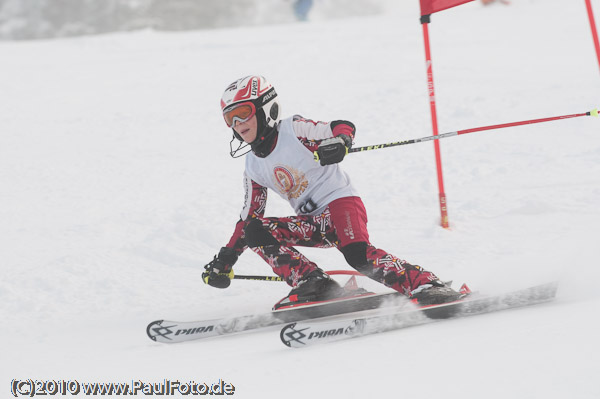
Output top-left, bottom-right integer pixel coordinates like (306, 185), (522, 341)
(273, 269), (345, 310)
(409, 280), (466, 306)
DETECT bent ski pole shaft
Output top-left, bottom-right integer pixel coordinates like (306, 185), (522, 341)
(315, 108), (598, 159)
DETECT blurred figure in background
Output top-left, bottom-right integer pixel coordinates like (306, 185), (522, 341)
(294, 0), (313, 21)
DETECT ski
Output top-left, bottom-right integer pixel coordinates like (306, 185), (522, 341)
(279, 281), (558, 348)
(146, 290), (409, 343)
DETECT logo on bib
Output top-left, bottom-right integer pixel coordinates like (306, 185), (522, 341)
(273, 166), (308, 200)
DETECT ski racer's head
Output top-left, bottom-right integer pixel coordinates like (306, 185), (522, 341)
(221, 75), (281, 157)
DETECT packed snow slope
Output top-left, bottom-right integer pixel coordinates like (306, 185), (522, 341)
(1, 0), (599, 398)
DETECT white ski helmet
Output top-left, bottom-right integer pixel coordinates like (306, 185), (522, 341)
(221, 75), (280, 141)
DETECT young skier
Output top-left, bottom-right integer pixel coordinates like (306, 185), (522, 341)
(202, 75), (462, 307)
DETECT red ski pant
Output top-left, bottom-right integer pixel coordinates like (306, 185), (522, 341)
(248, 196), (437, 295)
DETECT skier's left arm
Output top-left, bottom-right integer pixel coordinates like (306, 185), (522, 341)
(202, 175), (267, 289)
(293, 116), (356, 166)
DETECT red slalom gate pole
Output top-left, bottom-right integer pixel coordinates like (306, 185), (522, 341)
(421, 15), (450, 229)
(585, 0), (600, 73)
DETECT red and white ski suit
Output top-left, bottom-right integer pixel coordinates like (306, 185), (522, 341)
(224, 115), (438, 295)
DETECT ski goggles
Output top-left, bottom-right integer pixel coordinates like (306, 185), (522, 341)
(223, 102), (256, 128)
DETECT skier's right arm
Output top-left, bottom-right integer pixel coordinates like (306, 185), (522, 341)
(202, 174), (267, 288)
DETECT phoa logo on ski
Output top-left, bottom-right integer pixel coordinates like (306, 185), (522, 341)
(147, 320), (216, 342)
(280, 323), (309, 347)
(147, 322), (178, 341)
(344, 319), (366, 336)
(281, 320), (365, 347)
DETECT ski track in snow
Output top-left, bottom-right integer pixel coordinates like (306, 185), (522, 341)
(1, 0), (599, 398)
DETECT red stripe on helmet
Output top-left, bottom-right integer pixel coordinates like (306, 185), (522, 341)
(233, 77), (255, 102)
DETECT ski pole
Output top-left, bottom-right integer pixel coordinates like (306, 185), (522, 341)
(314, 108), (598, 160)
(233, 270), (364, 282)
(233, 274), (283, 282)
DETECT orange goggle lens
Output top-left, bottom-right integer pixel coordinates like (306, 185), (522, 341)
(223, 103), (256, 128)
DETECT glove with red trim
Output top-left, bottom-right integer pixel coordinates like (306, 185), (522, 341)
(316, 121), (355, 166)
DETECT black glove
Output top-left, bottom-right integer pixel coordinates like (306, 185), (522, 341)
(202, 247), (238, 289)
(316, 134), (352, 166)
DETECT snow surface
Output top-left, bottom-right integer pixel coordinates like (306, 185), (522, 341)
(2, 0), (600, 398)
